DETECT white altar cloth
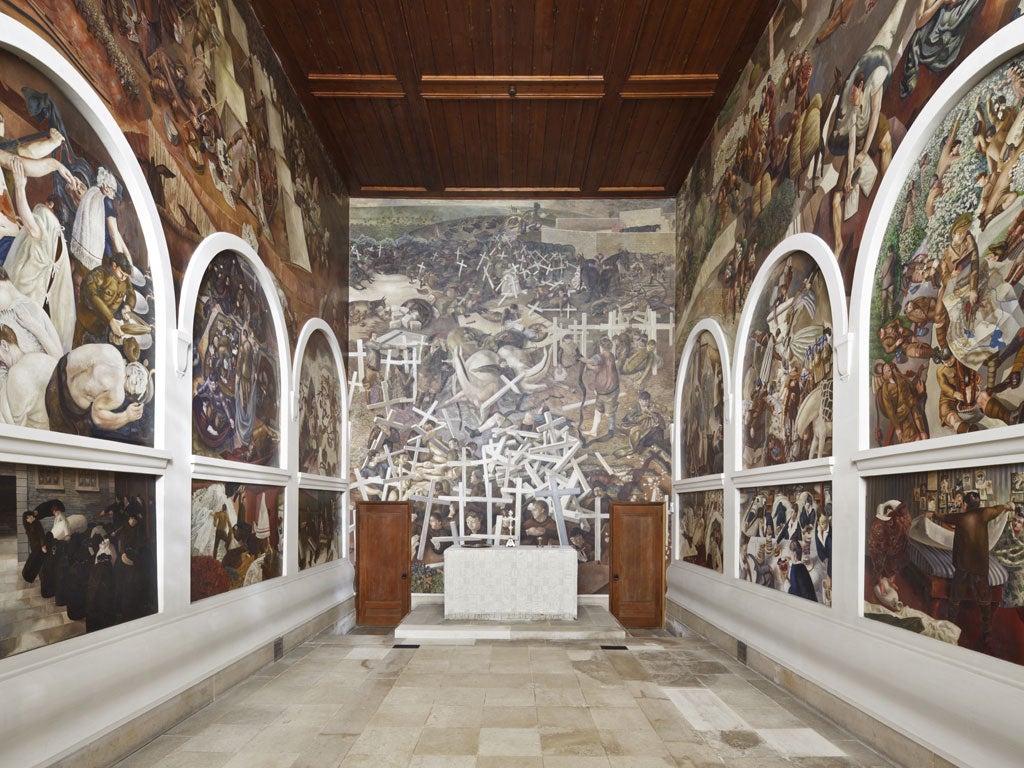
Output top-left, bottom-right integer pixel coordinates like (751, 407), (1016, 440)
(444, 546), (578, 621)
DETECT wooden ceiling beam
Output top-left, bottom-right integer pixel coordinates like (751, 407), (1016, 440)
(420, 75), (605, 100)
(620, 75), (718, 99)
(309, 74), (404, 98)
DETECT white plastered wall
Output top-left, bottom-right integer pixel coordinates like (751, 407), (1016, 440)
(0, 19), (353, 768)
(670, 21), (1024, 768)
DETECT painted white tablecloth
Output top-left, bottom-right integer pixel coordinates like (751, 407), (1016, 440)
(444, 546), (578, 621)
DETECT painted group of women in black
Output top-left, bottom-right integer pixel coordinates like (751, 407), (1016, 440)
(21, 497), (154, 633)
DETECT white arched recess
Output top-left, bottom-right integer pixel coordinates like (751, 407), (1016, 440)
(671, 320), (730, 564)
(669, 22), (1024, 768)
(668, 231), (866, 752)
(840, 19), (1024, 768)
(290, 318), (352, 566)
(0, 16), (179, 768)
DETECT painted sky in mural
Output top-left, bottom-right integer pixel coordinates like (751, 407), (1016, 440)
(741, 252), (833, 468)
(740, 482), (832, 607)
(5, 0), (349, 344)
(7, 465), (155, 658)
(680, 331), (723, 478)
(0, 49), (155, 445)
(190, 480), (282, 601)
(299, 330), (342, 477)
(350, 199), (674, 593)
(866, 462), (1024, 667)
(676, 1), (1022, 355)
(870, 53), (1024, 447)
(192, 252), (279, 465)
(679, 489), (724, 574)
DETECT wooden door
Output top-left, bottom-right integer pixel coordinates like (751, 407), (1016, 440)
(356, 501), (411, 626)
(609, 502), (665, 628)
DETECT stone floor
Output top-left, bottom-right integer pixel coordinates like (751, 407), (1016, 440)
(112, 621), (899, 768)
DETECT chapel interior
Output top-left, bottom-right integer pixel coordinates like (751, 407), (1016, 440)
(2, 2), (1024, 768)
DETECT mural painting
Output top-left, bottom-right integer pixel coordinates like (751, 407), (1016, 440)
(0, 49), (155, 445)
(190, 480), (282, 601)
(298, 488), (341, 571)
(678, 489), (724, 573)
(675, 1), (1022, 355)
(741, 252), (833, 468)
(870, 53), (1024, 446)
(739, 482), (832, 606)
(191, 251), (279, 466)
(866, 462), (1024, 665)
(298, 330), (342, 477)
(4, 0), (349, 344)
(680, 331), (724, 478)
(349, 200), (675, 593)
(5, 464), (156, 658)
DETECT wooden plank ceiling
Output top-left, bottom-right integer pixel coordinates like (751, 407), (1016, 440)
(250, 0), (777, 198)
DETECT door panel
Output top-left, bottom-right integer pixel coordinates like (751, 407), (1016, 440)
(356, 501), (411, 626)
(609, 502), (665, 628)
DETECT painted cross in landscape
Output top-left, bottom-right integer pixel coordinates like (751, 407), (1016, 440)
(192, 252), (280, 466)
(866, 462), (1024, 667)
(5, 464), (156, 658)
(349, 199), (675, 593)
(739, 482), (832, 606)
(190, 480), (282, 601)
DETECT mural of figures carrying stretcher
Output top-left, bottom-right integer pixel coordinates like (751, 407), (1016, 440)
(740, 482), (832, 607)
(350, 200), (675, 594)
(0, 50), (155, 444)
(191, 252), (279, 465)
(742, 252), (833, 467)
(870, 53), (1024, 446)
(190, 480), (282, 601)
(679, 331), (724, 478)
(5, 464), (156, 658)
(866, 462), (1024, 667)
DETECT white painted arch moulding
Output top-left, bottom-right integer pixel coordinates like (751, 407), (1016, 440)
(730, 232), (850, 475)
(673, 318), (732, 483)
(177, 231), (294, 472)
(848, 17), (1024, 453)
(0, 13), (176, 453)
(291, 317), (350, 482)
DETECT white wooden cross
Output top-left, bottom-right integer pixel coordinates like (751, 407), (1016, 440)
(412, 478), (440, 561)
(349, 473), (383, 501)
(577, 494), (610, 562)
(480, 372), (525, 414)
(533, 473), (580, 547)
(499, 477), (530, 547)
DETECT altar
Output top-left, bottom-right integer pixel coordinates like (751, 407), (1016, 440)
(443, 546), (578, 621)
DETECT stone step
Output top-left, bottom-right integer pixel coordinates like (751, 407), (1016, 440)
(394, 604), (629, 642)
